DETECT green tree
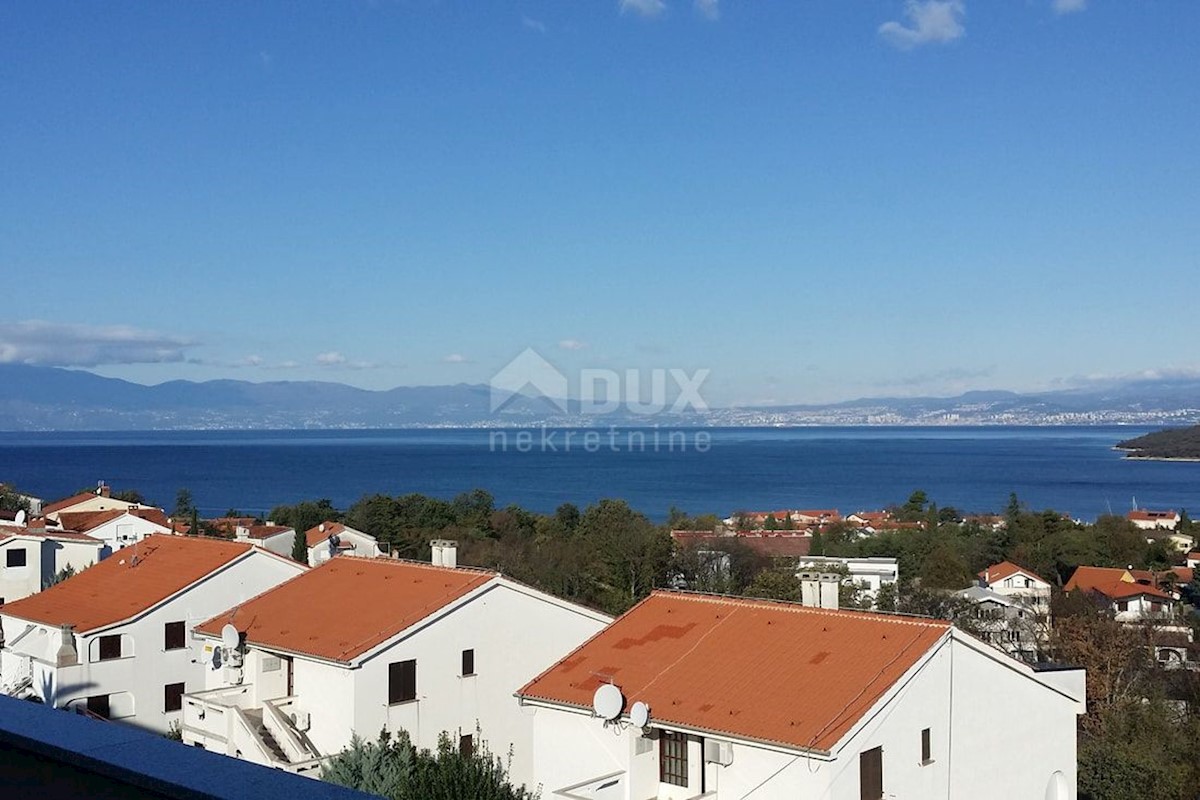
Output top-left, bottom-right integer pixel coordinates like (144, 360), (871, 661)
(173, 488), (196, 519)
(577, 499), (671, 614)
(112, 489), (147, 505)
(323, 729), (536, 800)
(269, 498), (341, 538)
(292, 528), (309, 563)
(744, 569), (801, 602)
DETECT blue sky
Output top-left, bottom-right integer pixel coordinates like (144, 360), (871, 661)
(2, 1), (1197, 405)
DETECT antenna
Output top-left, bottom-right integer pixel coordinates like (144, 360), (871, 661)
(630, 701), (651, 729)
(592, 683), (624, 721)
(221, 624), (240, 650)
(14, 509), (26, 527)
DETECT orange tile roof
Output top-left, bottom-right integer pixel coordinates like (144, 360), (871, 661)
(518, 591), (950, 753)
(42, 491), (104, 516)
(978, 561), (1047, 586)
(0, 535), (258, 632)
(56, 508), (171, 534)
(1064, 566), (1172, 601)
(196, 558), (494, 663)
(304, 521), (351, 548)
(0, 526), (103, 545)
(242, 524), (293, 540)
(1127, 509), (1177, 522)
(1170, 566), (1194, 584)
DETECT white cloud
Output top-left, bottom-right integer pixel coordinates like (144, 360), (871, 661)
(443, 353), (471, 364)
(315, 351), (347, 366)
(1051, 0), (1086, 15)
(879, 0), (965, 50)
(240, 355), (264, 367)
(694, 0), (719, 20)
(620, 0), (667, 19)
(0, 320), (197, 367)
(522, 16), (547, 33)
(558, 339), (588, 351)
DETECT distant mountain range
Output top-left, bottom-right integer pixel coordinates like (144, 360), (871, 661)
(1, 364), (1199, 430)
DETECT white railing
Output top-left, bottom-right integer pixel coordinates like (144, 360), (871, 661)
(555, 771), (625, 800)
(262, 698), (317, 763)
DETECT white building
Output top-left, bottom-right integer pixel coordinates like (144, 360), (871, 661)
(977, 561), (1052, 613)
(1064, 566), (1175, 623)
(302, 521), (385, 566)
(517, 591), (1085, 800)
(234, 524), (297, 559)
(42, 485), (158, 523)
(0, 525), (105, 605)
(0, 535), (307, 733)
(795, 555), (898, 606)
(56, 508), (173, 552)
(1127, 509), (1180, 531)
(956, 585), (1042, 662)
(182, 544), (611, 784)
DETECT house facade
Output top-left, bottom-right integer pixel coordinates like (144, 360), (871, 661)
(182, 548), (610, 784)
(518, 592), (1085, 800)
(302, 521), (385, 566)
(56, 508), (173, 552)
(1064, 566), (1175, 623)
(0, 536), (306, 732)
(1127, 509), (1180, 531)
(795, 555), (899, 606)
(977, 561), (1052, 613)
(234, 524), (297, 558)
(0, 526), (105, 605)
(956, 585), (1041, 661)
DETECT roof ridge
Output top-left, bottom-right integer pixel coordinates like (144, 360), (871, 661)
(652, 589), (952, 628)
(337, 554), (498, 577)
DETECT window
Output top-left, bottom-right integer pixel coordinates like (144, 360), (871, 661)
(98, 635), (122, 661)
(87, 694), (111, 719)
(6, 548), (26, 568)
(388, 659), (416, 704)
(461, 648), (475, 677)
(459, 734), (474, 758)
(164, 621), (186, 651)
(1116, 601), (1128, 612)
(921, 728), (932, 764)
(659, 731), (688, 787)
(164, 682), (185, 713)
(860, 746), (883, 800)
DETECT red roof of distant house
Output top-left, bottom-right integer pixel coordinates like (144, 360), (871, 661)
(1170, 566), (1194, 584)
(1127, 509), (1178, 522)
(241, 524), (293, 540)
(207, 517), (259, 535)
(42, 491), (105, 516)
(0, 536), (260, 632)
(1064, 566), (1172, 601)
(675, 532), (813, 559)
(196, 557), (494, 663)
(303, 521), (359, 548)
(518, 591), (950, 753)
(851, 511), (890, 523)
(978, 561), (1047, 586)
(793, 509), (841, 519)
(56, 508), (171, 534)
(0, 526), (103, 545)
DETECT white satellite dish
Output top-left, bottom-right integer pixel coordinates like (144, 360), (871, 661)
(220, 624), (240, 650)
(14, 510), (26, 526)
(592, 683), (624, 720)
(630, 701), (651, 729)
(318, 523), (325, 532)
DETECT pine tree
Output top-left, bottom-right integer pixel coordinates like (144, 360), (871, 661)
(292, 529), (308, 563)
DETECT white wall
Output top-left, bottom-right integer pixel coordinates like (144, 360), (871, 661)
(3, 550), (305, 734)
(308, 530), (380, 566)
(84, 514), (170, 551)
(523, 633), (1081, 800)
(0, 538), (42, 604)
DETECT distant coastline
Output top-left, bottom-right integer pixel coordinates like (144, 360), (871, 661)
(1115, 425), (1200, 460)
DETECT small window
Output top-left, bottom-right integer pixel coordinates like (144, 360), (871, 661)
(459, 734), (474, 758)
(388, 659), (416, 704)
(87, 694), (111, 719)
(164, 621), (186, 651)
(1116, 601), (1128, 612)
(462, 648), (475, 677)
(860, 746), (883, 800)
(98, 635), (122, 661)
(659, 731), (688, 787)
(164, 682), (185, 713)
(6, 548), (26, 568)
(921, 728), (932, 764)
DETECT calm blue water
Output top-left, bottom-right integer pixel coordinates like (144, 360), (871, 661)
(1, 426), (1197, 521)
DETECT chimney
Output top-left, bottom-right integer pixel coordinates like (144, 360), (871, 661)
(98, 483), (110, 498)
(431, 539), (458, 569)
(799, 572), (840, 610)
(56, 625), (78, 667)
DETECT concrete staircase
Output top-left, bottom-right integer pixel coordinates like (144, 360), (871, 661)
(242, 708), (288, 763)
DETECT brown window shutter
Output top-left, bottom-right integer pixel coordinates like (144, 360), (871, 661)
(860, 746), (883, 800)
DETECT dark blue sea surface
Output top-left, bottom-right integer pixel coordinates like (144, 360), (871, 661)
(1, 426), (1196, 521)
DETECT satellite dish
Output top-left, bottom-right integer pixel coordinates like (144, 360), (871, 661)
(630, 701), (651, 728)
(592, 683), (624, 720)
(14, 510), (26, 526)
(318, 523), (325, 532)
(221, 624), (240, 650)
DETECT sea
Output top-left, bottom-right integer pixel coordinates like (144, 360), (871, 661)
(1, 426), (1197, 522)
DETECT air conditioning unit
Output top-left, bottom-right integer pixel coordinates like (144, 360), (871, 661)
(703, 739), (733, 766)
(290, 710), (311, 731)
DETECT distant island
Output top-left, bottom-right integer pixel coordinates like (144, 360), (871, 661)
(1116, 425), (1200, 460)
